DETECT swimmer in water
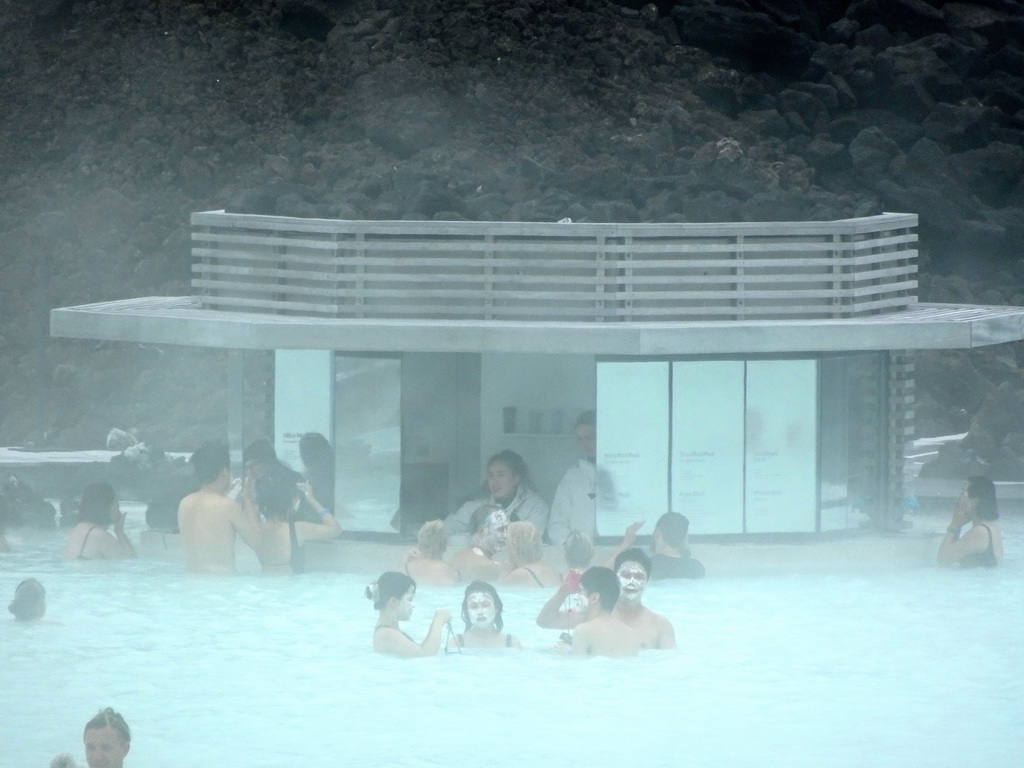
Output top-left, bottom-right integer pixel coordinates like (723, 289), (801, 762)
(8, 577), (46, 621)
(501, 521), (561, 588)
(62, 483), (137, 561)
(368, 571), (452, 657)
(82, 707), (130, 768)
(567, 566), (640, 658)
(937, 475), (1003, 568)
(449, 504), (509, 582)
(446, 580), (522, 651)
(402, 520), (460, 586)
(249, 466), (341, 574)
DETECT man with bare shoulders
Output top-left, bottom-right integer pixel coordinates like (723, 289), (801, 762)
(537, 546), (675, 650)
(177, 442), (260, 574)
(612, 548), (676, 650)
(569, 566), (640, 657)
(448, 504), (508, 582)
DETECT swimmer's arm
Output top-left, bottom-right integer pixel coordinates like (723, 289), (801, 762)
(229, 498), (264, 552)
(656, 617), (677, 650)
(96, 527), (136, 560)
(376, 611), (450, 657)
(937, 524), (987, 565)
(294, 514), (342, 544)
(536, 583), (585, 630)
(570, 624), (592, 656)
(605, 520), (645, 567)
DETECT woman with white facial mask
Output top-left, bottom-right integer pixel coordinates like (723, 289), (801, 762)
(446, 580), (522, 651)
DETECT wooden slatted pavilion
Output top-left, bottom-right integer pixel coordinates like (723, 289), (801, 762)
(50, 212), (1024, 538)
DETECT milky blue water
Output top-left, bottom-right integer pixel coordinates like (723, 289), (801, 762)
(3, 514), (1022, 768)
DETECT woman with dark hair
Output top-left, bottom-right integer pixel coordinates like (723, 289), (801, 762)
(368, 571), (451, 657)
(446, 449), (549, 536)
(250, 466), (341, 574)
(298, 432), (335, 516)
(61, 483), (136, 560)
(938, 475), (1003, 568)
(446, 580), (521, 651)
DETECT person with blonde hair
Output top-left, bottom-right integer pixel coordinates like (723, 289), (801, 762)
(501, 521), (560, 588)
(402, 520), (460, 586)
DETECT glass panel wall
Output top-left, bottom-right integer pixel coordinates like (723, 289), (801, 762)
(334, 355), (401, 533)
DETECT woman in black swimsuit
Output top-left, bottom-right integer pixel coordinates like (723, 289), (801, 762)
(938, 475), (1003, 568)
(446, 580), (521, 651)
(501, 521), (561, 588)
(61, 483), (136, 561)
(249, 466), (341, 574)
(368, 571), (452, 657)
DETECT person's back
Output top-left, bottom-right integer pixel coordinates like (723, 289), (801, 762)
(570, 566), (640, 658)
(178, 442), (255, 574)
(405, 556), (460, 586)
(178, 488), (241, 574)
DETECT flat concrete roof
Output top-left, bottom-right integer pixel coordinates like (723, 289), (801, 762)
(50, 296), (1024, 354)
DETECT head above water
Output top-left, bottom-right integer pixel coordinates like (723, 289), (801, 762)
(580, 566), (620, 611)
(614, 547), (652, 579)
(460, 580), (504, 631)
(563, 530), (594, 570)
(298, 432), (333, 470)
(506, 520), (542, 565)
(189, 442), (230, 485)
(254, 466), (300, 522)
(469, 504), (508, 552)
(654, 512), (690, 549)
(242, 439), (277, 474)
(366, 571), (415, 611)
(9, 577), (45, 621)
(966, 475), (998, 520)
(416, 520), (448, 559)
(79, 482), (117, 527)
(83, 707), (130, 768)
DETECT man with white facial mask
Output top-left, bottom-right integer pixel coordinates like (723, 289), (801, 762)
(447, 580), (521, 651)
(449, 505), (509, 582)
(612, 548), (676, 650)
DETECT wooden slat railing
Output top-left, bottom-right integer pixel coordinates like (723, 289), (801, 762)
(190, 212), (918, 321)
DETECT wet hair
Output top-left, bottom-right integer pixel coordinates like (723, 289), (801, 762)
(416, 520), (448, 559)
(366, 571), (415, 611)
(563, 531), (594, 569)
(84, 707), (130, 743)
(460, 580), (504, 631)
(254, 466), (299, 522)
(580, 566), (620, 611)
(655, 512), (690, 549)
(486, 449), (532, 490)
(299, 432), (333, 471)
(575, 410), (595, 429)
(9, 577), (45, 620)
(189, 442), (230, 484)
(506, 521), (542, 565)
(614, 547), (652, 578)
(469, 503), (503, 535)
(243, 439), (277, 467)
(967, 476), (998, 520)
(78, 483), (116, 526)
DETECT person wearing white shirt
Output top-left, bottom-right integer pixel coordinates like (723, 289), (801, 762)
(546, 411), (597, 545)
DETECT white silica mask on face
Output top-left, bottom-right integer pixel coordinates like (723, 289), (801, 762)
(617, 564), (648, 602)
(466, 592), (496, 627)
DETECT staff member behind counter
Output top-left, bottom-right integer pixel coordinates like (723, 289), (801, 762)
(445, 449), (549, 537)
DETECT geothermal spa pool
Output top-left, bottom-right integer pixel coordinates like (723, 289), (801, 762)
(3, 514), (1023, 768)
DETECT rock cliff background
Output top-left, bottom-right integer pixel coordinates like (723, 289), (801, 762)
(1, 0), (1023, 476)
